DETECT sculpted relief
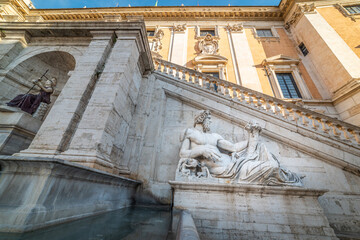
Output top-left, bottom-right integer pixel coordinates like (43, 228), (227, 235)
(176, 110), (303, 186)
(198, 34), (219, 55)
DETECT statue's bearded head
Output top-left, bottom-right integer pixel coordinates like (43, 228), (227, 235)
(194, 110), (211, 132)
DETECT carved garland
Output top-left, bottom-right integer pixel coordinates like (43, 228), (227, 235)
(225, 23), (244, 33)
(152, 28), (164, 53)
(173, 24), (186, 32)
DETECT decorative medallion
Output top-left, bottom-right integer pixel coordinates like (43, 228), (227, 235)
(198, 34), (219, 55)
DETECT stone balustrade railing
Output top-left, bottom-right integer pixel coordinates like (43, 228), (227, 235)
(153, 58), (360, 147)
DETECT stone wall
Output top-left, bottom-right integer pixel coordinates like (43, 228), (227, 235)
(0, 156), (140, 233)
(171, 182), (337, 240)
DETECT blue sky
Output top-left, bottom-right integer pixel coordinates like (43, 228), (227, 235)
(31, 0), (280, 9)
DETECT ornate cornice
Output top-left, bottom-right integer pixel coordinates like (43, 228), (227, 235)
(27, 6), (283, 21)
(0, 0), (31, 21)
(3, 1), (360, 23)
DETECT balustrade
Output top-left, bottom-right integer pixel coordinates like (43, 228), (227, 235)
(153, 58), (360, 147)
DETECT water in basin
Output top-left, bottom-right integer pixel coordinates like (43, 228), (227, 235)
(0, 206), (171, 240)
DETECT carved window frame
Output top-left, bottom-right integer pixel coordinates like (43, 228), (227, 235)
(263, 58), (312, 99)
(252, 26), (280, 41)
(336, 2), (360, 21)
(195, 25), (220, 39)
(195, 64), (227, 81)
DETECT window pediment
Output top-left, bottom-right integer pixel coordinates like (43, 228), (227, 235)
(262, 55), (300, 66)
(193, 54), (228, 65)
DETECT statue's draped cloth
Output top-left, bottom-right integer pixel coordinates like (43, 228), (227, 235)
(7, 90), (51, 115)
(213, 142), (302, 186)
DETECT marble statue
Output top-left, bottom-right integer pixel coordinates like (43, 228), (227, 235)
(7, 77), (56, 115)
(177, 110), (303, 186)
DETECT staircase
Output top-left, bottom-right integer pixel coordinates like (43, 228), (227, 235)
(153, 58), (360, 149)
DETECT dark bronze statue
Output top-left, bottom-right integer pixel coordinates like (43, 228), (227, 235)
(7, 77), (57, 115)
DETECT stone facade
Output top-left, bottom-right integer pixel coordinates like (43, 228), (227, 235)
(0, 0), (359, 239)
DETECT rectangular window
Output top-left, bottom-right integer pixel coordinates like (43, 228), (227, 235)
(147, 30), (155, 37)
(203, 72), (219, 92)
(298, 42), (309, 56)
(200, 29), (215, 37)
(256, 29), (273, 37)
(276, 73), (302, 99)
(345, 5), (360, 14)
(204, 72), (219, 78)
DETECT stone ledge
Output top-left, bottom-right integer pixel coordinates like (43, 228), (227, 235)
(169, 181), (328, 197)
(0, 155), (141, 184)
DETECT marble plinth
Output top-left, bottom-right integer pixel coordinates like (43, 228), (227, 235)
(169, 181), (338, 240)
(0, 156), (141, 233)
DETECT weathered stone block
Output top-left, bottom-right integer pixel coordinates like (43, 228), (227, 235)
(0, 106), (42, 155)
(0, 156), (140, 233)
(170, 181), (338, 240)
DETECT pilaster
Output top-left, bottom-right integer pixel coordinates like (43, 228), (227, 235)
(169, 24), (188, 66)
(57, 29), (146, 174)
(226, 25), (263, 92)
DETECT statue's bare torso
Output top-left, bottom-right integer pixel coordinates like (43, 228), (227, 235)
(181, 128), (233, 175)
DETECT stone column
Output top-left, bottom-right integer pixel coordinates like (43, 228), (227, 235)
(17, 31), (115, 157)
(226, 25), (263, 92)
(57, 30), (147, 174)
(169, 24), (188, 66)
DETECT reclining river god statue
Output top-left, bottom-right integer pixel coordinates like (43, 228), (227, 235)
(176, 110), (303, 186)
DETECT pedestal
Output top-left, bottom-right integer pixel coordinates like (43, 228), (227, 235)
(169, 181), (338, 240)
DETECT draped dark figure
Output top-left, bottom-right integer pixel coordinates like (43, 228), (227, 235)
(6, 77), (56, 115)
(7, 91), (51, 115)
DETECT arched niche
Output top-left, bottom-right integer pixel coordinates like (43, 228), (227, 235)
(0, 51), (76, 118)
